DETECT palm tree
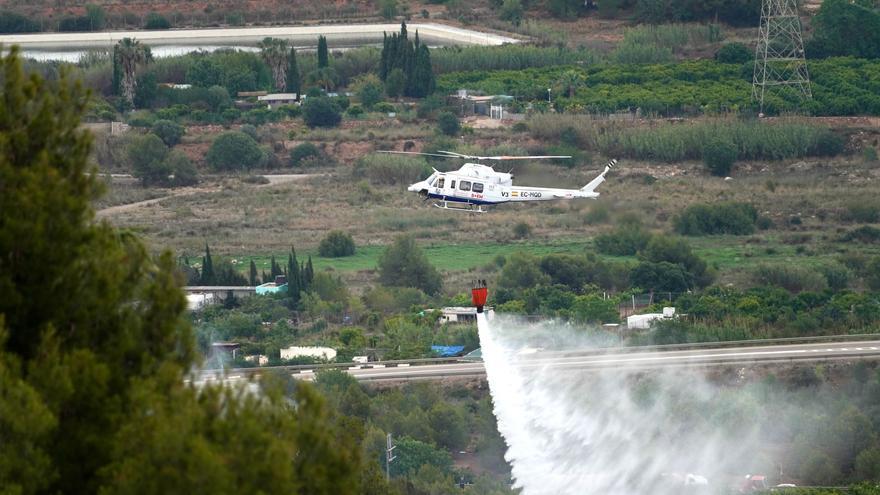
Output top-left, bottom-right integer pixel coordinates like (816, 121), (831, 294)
(556, 70), (585, 98)
(258, 37), (290, 91)
(306, 67), (338, 92)
(115, 38), (151, 107)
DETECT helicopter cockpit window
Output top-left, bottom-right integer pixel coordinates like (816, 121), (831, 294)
(459, 181), (471, 192)
(437, 177), (445, 188)
(472, 182), (484, 193)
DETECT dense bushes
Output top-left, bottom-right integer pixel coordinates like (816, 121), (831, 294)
(289, 143), (321, 167)
(0, 11), (40, 33)
(378, 236), (442, 295)
(431, 45), (598, 74)
(437, 58), (880, 116)
(354, 154), (431, 185)
(674, 202), (757, 236)
(126, 134), (197, 186)
(151, 120), (185, 146)
(437, 112), (460, 136)
(206, 132), (265, 171)
(715, 42), (752, 64)
(702, 138), (737, 176)
(144, 13), (171, 29)
(596, 119), (844, 163)
(302, 97), (342, 128)
(751, 264), (828, 293)
(318, 231), (356, 258)
(594, 226), (652, 255)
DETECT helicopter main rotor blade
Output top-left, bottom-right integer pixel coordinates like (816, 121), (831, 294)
(376, 150), (460, 159)
(376, 150), (572, 161)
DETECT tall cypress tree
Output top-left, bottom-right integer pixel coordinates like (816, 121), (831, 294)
(317, 35), (329, 69)
(111, 44), (121, 96)
(201, 243), (215, 285)
(270, 255), (281, 279)
(249, 260), (258, 286)
(286, 47), (301, 97)
(287, 248), (301, 305)
(305, 256), (314, 291)
(409, 43), (435, 98)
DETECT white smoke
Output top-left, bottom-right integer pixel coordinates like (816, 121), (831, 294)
(478, 312), (772, 495)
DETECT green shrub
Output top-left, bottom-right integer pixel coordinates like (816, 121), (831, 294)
(841, 226), (880, 243)
(374, 102), (396, 113)
(127, 134), (169, 185)
(165, 151), (198, 186)
(714, 42), (752, 64)
(144, 12), (171, 29)
(354, 154), (431, 185)
(674, 202), (757, 235)
(302, 97), (342, 128)
(513, 222), (532, 239)
(206, 131), (265, 171)
(58, 16), (92, 32)
(702, 138), (737, 176)
(437, 112), (460, 136)
(347, 105), (364, 117)
(289, 142), (321, 167)
(0, 11), (40, 33)
(630, 261), (694, 292)
(239, 124), (259, 141)
(863, 147), (879, 163)
(378, 236), (442, 295)
(642, 235), (713, 287)
(318, 231), (356, 257)
(150, 120), (185, 147)
(842, 202), (880, 223)
(751, 264), (828, 293)
(595, 226), (652, 256)
(807, 130), (845, 156)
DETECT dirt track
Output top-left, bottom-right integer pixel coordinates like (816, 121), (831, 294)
(95, 174), (317, 218)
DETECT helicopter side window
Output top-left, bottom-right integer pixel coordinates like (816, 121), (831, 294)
(451, 180), (456, 189)
(459, 181), (471, 192)
(472, 182), (484, 193)
(437, 177), (445, 188)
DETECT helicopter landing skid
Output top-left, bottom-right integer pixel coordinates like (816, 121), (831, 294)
(433, 201), (487, 213)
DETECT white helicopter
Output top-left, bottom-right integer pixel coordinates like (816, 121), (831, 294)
(380, 150), (617, 213)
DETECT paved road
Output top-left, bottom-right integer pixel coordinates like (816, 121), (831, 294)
(343, 340), (880, 381)
(193, 340), (880, 385)
(1, 23), (518, 50)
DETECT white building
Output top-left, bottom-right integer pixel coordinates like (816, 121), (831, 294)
(186, 292), (214, 311)
(258, 93), (298, 109)
(438, 307), (479, 324)
(626, 307), (677, 330)
(245, 354), (269, 366)
(280, 346), (336, 361)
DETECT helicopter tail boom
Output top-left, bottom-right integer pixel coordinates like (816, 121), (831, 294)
(581, 159), (617, 193)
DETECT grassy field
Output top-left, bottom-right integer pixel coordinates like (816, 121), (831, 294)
(96, 115), (880, 293)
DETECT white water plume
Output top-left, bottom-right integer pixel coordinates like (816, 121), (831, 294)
(478, 312), (773, 495)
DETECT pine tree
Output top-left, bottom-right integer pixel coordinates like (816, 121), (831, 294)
(249, 260), (258, 286)
(286, 47), (301, 97)
(317, 35), (329, 68)
(201, 243), (215, 285)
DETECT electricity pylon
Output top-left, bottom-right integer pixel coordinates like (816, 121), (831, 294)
(752, 0), (812, 114)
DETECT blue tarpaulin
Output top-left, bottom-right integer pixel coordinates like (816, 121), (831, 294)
(431, 345), (465, 357)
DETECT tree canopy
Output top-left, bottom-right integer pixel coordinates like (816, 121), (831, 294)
(378, 236), (442, 295)
(0, 46), (363, 494)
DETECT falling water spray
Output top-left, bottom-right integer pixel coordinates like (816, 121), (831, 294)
(475, 310), (773, 494)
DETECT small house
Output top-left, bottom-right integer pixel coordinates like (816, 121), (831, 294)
(439, 307), (480, 324)
(258, 93), (298, 109)
(280, 346), (337, 361)
(626, 307), (677, 330)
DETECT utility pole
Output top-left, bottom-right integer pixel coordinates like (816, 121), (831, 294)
(385, 433), (397, 481)
(751, 0), (812, 114)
